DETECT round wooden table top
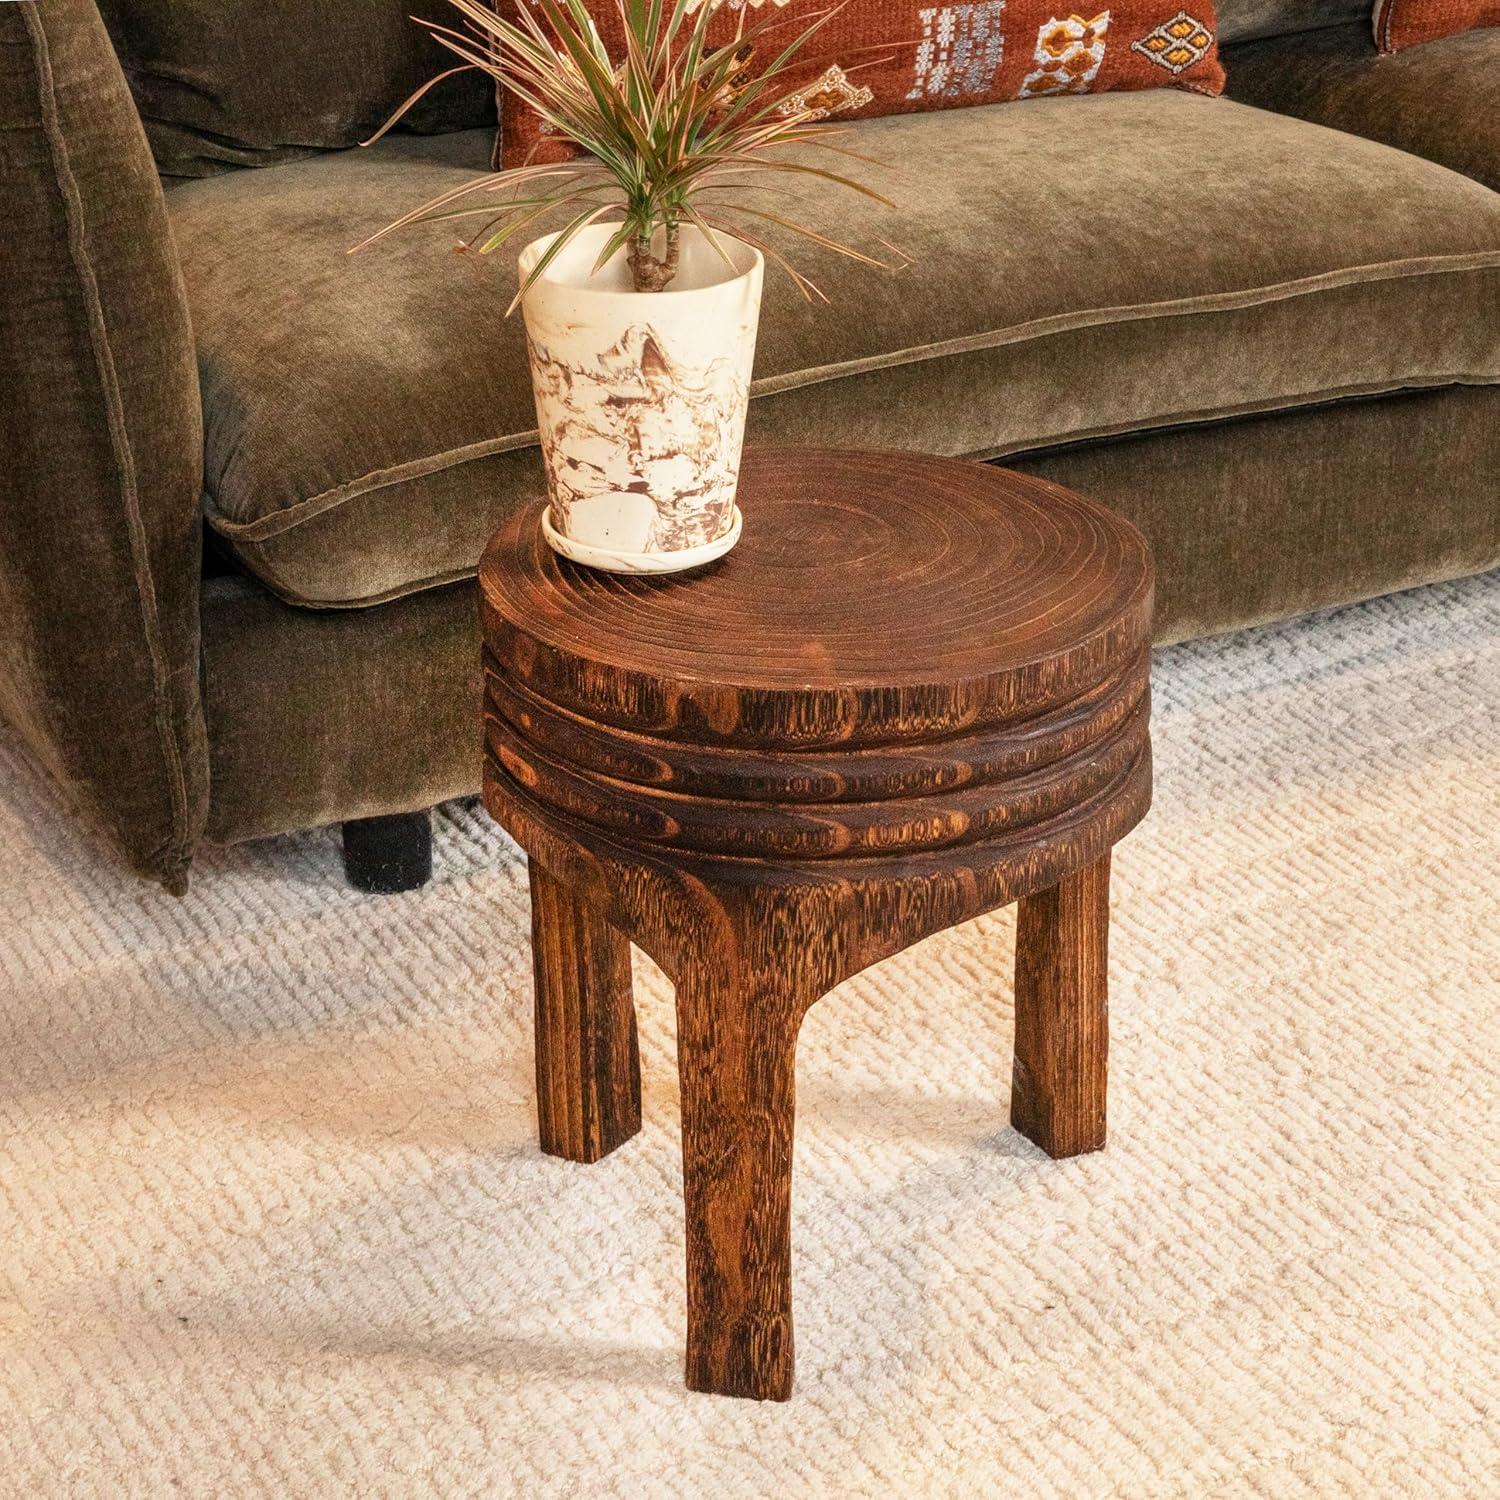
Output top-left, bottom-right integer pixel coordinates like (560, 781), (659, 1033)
(480, 447), (1153, 749)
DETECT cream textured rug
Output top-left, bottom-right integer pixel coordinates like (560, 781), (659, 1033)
(2, 573), (1498, 1498)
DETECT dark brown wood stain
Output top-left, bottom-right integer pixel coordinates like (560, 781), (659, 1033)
(480, 448), (1154, 1400)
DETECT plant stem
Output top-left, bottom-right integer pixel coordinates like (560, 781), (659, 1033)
(627, 221), (680, 292)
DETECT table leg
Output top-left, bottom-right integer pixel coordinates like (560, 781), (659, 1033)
(529, 862), (641, 1163)
(676, 967), (801, 1401)
(1012, 852), (1110, 1158)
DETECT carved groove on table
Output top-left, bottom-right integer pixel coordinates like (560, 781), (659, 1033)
(484, 740), (1151, 995)
(484, 647), (1150, 803)
(485, 685), (1148, 861)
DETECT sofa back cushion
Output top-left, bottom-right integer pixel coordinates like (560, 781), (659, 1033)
(98, 0), (496, 178)
(497, 0), (1226, 169)
(1218, 0), (1368, 43)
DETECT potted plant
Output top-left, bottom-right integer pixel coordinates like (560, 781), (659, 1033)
(354, 0), (895, 573)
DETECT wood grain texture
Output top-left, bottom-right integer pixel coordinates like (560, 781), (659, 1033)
(1013, 853), (1111, 1158)
(529, 864), (641, 1163)
(675, 901), (809, 1402)
(482, 449), (1153, 746)
(482, 448), (1155, 1399)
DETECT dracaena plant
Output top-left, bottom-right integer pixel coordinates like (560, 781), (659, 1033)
(351, 0), (899, 303)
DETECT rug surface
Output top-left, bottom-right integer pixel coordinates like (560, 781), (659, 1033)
(1, 573), (1497, 1498)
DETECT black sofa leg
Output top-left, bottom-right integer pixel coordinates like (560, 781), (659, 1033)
(342, 811), (434, 893)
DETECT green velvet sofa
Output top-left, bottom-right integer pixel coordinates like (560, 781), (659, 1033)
(3, 0), (1497, 894)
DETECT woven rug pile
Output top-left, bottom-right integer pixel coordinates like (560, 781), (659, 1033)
(2, 574), (1497, 1497)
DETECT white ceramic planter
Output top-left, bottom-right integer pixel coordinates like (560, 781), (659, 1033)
(519, 223), (763, 573)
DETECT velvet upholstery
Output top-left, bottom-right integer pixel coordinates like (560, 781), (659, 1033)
(1216, 0), (1368, 42)
(98, 0), (495, 179)
(0, 0), (207, 892)
(200, 386), (1500, 844)
(1225, 24), (1500, 190)
(1011, 388), (1500, 642)
(170, 105), (1500, 607)
(202, 576), (483, 845)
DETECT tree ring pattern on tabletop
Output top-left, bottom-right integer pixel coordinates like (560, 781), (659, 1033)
(480, 448), (1153, 865)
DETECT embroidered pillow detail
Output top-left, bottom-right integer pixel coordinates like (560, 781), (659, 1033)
(494, 2), (1225, 169)
(1374, 0), (1500, 51)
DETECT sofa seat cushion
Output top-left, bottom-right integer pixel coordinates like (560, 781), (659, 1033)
(168, 100), (1500, 608)
(1225, 23), (1500, 190)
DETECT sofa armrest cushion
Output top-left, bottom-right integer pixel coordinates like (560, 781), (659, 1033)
(0, 0), (207, 891)
(1225, 23), (1500, 192)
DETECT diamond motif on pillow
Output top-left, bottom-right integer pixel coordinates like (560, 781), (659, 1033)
(1130, 9), (1213, 73)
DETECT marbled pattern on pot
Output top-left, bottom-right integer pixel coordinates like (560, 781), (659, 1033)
(519, 225), (763, 565)
(527, 322), (751, 554)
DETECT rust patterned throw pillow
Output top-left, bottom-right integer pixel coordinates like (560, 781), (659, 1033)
(1374, 0), (1500, 50)
(494, 2), (1225, 168)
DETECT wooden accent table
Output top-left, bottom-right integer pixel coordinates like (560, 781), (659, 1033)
(479, 448), (1153, 1400)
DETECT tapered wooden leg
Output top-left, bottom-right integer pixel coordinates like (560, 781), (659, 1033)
(1012, 852), (1110, 1158)
(529, 863), (641, 1163)
(676, 968), (801, 1401)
